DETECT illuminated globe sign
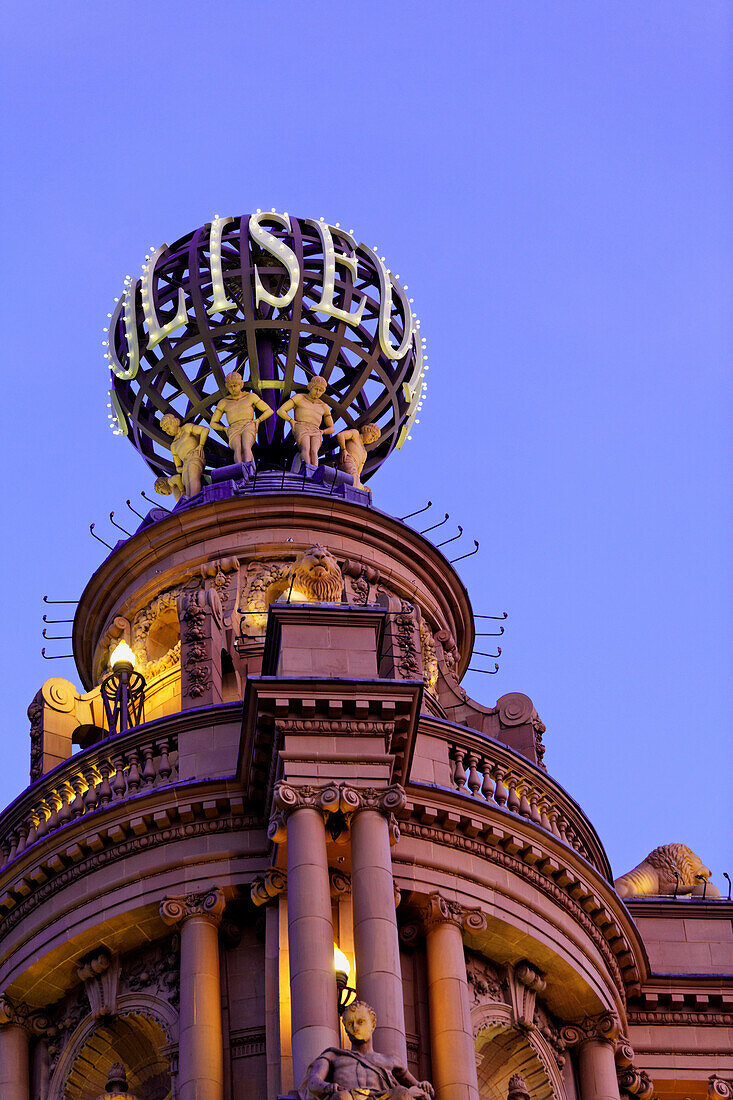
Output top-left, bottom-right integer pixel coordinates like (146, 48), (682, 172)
(106, 211), (427, 483)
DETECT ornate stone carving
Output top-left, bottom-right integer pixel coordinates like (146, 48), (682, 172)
(465, 951), (505, 1005)
(287, 545), (345, 603)
(269, 782), (407, 844)
(119, 934), (180, 1008)
(434, 629), (460, 681)
(709, 1076), (733, 1099)
(0, 994), (29, 1028)
(300, 999), (434, 1100)
(507, 1076), (530, 1100)
(277, 375), (335, 468)
(532, 1001), (566, 1069)
(77, 948), (120, 1017)
(424, 891), (487, 933)
(28, 692), (44, 782)
(329, 868), (351, 897)
(615, 843), (719, 898)
(508, 961), (547, 1028)
(342, 559), (380, 605)
(419, 620), (438, 693)
(560, 1010), (620, 1047)
(251, 867), (287, 907)
(160, 886), (225, 926)
(617, 1067), (654, 1099)
(45, 984), (90, 1072)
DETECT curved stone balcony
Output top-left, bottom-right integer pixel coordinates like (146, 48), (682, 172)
(416, 717), (611, 877)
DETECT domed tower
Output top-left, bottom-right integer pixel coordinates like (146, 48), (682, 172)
(1, 214), (730, 1100)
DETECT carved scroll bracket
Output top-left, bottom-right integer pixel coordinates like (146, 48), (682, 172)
(560, 1010), (620, 1048)
(160, 886), (225, 928)
(77, 948), (120, 1017)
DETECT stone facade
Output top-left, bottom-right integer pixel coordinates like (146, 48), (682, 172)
(0, 481), (730, 1100)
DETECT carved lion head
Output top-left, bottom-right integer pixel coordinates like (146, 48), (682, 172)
(287, 545), (344, 603)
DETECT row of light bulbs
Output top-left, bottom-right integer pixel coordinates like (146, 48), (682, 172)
(103, 213), (429, 441)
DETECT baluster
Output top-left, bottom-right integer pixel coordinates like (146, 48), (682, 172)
(97, 760), (113, 806)
(25, 815), (38, 848)
(529, 790), (542, 825)
(35, 804), (50, 840)
(518, 784), (532, 818)
(1, 838), (10, 865)
(7, 829), (19, 862)
(70, 777), (86, 818)
(15, 822), (28, 855)
(58, 785), (73, 826)
(466, 752), (481, 796)
(141, 742), (156, 788)
(556, 814), (569, 843)
(493, 766), (508, 806)
(111, 754), (127, 800)
(480, 758), (495, 802)
(126, 749), (142, 794)
(84, 769), (100, 814)
(46, 792), (60, 833)
(539, 797), (552, 832)
(449, 746), (467, 790)
(157, 738), (172, 783)
(506, 774), (520, 814)
(548, 805), (561, 838)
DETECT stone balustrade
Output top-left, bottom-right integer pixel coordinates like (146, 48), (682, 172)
(0, 729), (178, 870)
(445, 734), (608, 874)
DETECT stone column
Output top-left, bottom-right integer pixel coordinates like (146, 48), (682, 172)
(161, 887), (225, 1100)
(350, 785), (408, 1067)
(424, 893), (487, 1100)
(561, 1012), (621, 1100)
(0, 998), (30, 1100)
(270, 784), (340, 1086)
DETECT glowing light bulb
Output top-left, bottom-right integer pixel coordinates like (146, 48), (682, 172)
(333, 945), (351, 979)
(110, 641), (136, 669)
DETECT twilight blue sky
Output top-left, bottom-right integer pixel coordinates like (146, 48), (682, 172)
(1, 1), (731, 883)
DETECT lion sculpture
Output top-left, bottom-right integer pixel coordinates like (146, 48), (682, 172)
(286, 545), (344, 603)
(614, 843), (720, 899)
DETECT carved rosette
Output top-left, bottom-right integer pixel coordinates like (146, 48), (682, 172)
(160, 887), (225, 927)
(250, 868), (287, 907)
(268, 782), (407, 845)
(424, 891), (488, 934)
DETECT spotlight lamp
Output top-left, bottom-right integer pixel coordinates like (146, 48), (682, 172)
(100, 642), (146, 736)
(333, 945), (356, 1015)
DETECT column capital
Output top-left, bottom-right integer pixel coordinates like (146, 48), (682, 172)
(160, 886), (225, 927)
(269, 781), (406, 843)
(250, 868), (287, 907)
(0, 996), (25, 1028)
(560, 1009), (621, 1048)
(424, 891), (488, 934)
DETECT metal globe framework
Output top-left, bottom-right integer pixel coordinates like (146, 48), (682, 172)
(106, 213), (426, 482)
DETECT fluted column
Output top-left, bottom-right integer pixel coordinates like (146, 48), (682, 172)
(424, 893), (486, 1100)
(270, 783), (340, 1085)
(161, 887), (225, 1100)
(561, 1013), (621, 1100)
(0, 998), (29, 1100)
(350, 785), (407, 1066)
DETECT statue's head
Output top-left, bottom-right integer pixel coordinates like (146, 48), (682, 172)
(160, 413), (181, 437)
(288, 545), (344, 603)
(307, 375), (327, 396)
(225, 371), (244, 394)
(342, 999), (377, 1042)
(360, 423), (381, 444)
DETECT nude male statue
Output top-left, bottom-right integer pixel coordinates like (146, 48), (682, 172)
(154, 414), (209, 500)
(277, 375), (335, 467)
(300, 1000), (433, 1100)
(208, 371), (273, 464)
(336, 423), (381, 492)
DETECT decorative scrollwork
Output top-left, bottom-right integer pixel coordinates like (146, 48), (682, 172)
(160, 887), (225, 927)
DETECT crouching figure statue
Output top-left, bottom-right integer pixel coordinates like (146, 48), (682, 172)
(300, 1000), (434, 1100)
